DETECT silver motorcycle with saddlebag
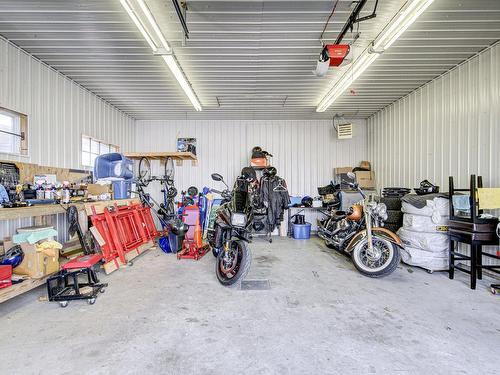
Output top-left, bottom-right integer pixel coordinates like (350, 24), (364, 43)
(318, 172), (402, 277)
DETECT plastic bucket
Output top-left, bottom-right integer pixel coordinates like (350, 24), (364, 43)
(112, 181), (130, 199)
(168, 232), (185, 253)
(292, 223), (311, 240)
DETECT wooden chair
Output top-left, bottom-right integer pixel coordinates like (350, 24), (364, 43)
(448, 175), (499, 289)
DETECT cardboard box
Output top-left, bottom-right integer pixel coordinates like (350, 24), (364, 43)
(334, 167), (353, 175)
(359, 161), (371, 170)
(355, 171), (376, 189)
(334, 167), (355, 189)
(87, 184), (112, 196)
(14, 243), (59, 279)
(2, 237), (14, 253)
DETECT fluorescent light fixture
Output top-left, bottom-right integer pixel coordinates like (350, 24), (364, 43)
(120, 0), (202, 111)
(374, 0), (434, 50)
(162, 55), (202, 111)
(120, 0), (157, 52)
(137, 0), (171, 52)
(316, 0), (434, 112)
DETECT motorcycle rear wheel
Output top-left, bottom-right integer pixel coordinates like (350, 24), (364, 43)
(215, 240), (251, 287)
(351, 237), (400, 278)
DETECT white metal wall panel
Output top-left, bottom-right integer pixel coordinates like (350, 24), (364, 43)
(367, 42), (500, 191)
(134, 119), (367, 204)
(0, 37), (135, 242)
(367, 42), (500, 267)
(0, 37), (135, 168)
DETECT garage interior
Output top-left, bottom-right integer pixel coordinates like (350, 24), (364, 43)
(0, 0), (499, 374)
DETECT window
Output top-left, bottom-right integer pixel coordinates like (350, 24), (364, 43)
(0, 107), (28, 155)
(81, 135), (119, 168)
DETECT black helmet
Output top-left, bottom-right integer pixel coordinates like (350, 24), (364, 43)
(168, 218), (188, 235)
(414, 180), (439, 195)
(252, 146), (262, 154)
(263, 166), (277, 177)
(187, 186), (199, 197)
(241, 167), (257, 182)
(301, 196), (313, 207)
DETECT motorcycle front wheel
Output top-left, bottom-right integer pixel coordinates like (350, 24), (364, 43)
(351, 237), (400, 278)
(215, 240), (251, 287)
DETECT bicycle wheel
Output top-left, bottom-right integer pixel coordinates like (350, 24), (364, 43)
(138, 157), (151, 185)
(164, 157), (175, 183)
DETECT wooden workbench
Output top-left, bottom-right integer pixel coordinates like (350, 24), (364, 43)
(0, 198), (141, 304)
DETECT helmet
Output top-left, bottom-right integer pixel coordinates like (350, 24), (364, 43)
(346, 204), (363, 221)
(263, 167), (277, 177)
(168, 218), (189, 235)
(187, 186), (199, 197)
(414, 180), (439, 195)
(301, 196), (313, 207)
(240, 167), (257, 182)
(0, 245), (24, 268)
(252, 146), (262, 154)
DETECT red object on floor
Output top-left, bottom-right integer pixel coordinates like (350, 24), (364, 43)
(177, 204), (210, 260)
(0, 265), (12, 289)
(89, 202), (159, 268)
(326, 44), (350, 66)
(177, 240), (210, 260)
(62, 254), (103, 270)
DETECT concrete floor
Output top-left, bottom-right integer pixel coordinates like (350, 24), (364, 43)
(0, 236), (499, 375)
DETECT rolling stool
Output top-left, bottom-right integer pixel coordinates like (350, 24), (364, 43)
(47, 206), (108, 307)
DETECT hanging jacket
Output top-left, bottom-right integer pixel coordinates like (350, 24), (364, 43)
(260, 176), (290, 231)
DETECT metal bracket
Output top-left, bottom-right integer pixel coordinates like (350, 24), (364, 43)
(172, 0), (189, 40)
(368, 43), (384, 55)
(153, 48), (173, 56)
(0, 129), (24, 140)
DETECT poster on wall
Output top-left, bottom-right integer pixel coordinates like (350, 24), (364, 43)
(177, 138), (197, 155)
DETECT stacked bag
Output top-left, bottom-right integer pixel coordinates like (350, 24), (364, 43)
(397, 194), (449, 272)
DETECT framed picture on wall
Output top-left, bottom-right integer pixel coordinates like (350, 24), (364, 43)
(177, 138), (197, 155)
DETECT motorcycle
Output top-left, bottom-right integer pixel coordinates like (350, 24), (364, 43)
(318, 172), (402, 277)
(207, 172), (254, 287)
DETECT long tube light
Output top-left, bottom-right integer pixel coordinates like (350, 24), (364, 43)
(120, 0), (157, 51)
(120, 0), (202, 111)
(316, 0), (434, 112)
(137, 0), (171, 52)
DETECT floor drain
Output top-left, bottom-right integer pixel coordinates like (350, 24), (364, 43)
(240, 279), (271, 290)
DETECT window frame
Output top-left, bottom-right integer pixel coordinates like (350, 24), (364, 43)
(81, 134), (120, 169)
(0, 107), (29, 157)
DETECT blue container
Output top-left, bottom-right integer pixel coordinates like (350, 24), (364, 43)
(94, 153), (133, 180)
(112, 180), (130, 199)
(292, 222), (311, 239)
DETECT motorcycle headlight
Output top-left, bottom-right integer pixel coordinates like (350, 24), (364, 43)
(375, 203), (388, 221)
(231, 212), (247, 228)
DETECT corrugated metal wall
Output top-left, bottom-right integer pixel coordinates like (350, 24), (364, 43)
(135, 118), (367, 201)
(0, 37), (135, 168)
(367, 42), (500, 191)
(367, 42), (500, 266)
(0, 37), (136, 242)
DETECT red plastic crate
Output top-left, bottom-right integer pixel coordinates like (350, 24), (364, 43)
(0, 265), (12, 289)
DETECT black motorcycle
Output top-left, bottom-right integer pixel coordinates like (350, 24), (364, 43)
(207, 173), (254, 287)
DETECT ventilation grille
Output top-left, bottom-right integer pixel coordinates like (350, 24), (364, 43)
(337, 123), (353, 139)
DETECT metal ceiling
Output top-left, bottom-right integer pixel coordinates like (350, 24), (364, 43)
(0, 0), (499, 120)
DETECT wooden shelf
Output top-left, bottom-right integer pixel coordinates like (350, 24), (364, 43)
(123, 152), (196, 161)
(0, 203), (84, 221)
(0, 198), (140, 221)
(0, 273), (56, 304)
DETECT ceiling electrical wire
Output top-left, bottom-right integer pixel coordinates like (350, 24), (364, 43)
(320, 0), (341, 43)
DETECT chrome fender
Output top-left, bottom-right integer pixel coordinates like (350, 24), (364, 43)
(344, 227), (403, 253)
